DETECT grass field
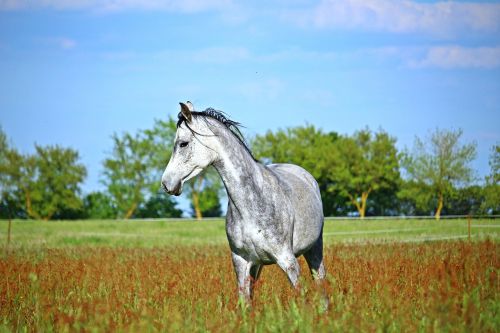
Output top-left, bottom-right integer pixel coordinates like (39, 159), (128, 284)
(1, 217), (499, 248)
(0, 218), (499, 332)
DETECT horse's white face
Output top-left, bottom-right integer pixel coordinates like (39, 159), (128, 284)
(161, 103), (217, 196)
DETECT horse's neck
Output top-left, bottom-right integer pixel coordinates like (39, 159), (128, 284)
(211, 131), (265, 215)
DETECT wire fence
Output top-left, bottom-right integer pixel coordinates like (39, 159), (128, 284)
(323, 215), (500, 221)
(123, 215), (500, 223)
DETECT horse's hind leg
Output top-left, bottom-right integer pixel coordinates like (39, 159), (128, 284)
(303, 235), (329, 310)
(303, 235), (326, 281)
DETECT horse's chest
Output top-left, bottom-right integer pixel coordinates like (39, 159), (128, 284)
(226, 220), (288, 264)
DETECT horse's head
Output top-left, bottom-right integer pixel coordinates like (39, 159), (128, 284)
(161, 102), (218, 196)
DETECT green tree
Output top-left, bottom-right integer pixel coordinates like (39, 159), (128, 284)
(197, 186), (222, 217)
(83, 191), (117, 219)
(401, 128), (477, 220)
(102, 117), (186, 219)
(252, 125), (346, 216)
(368, 187), (401, 216)
(397, 179), (433, 216)
(252, 125), (339, 181)
(33, 145), (87, 220)
(444, 185), (485, 215)
(102, 117), (226, 219)
(482, 144), (500, 214)
(135, 191), (183, 218)
(0, 126), (7, 177)
(0, 136), (87, 220)
(0, 127), (24, 218)
(330, 129), (400, 218)
(0, 196), (24, 219)
(185, 167), (223, 219)
(102, 131), (157, 219)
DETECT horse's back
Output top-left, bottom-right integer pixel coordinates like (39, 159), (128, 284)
(266, 163), (324, 255)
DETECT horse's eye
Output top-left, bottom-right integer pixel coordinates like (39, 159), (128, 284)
(179, 142), (189, 148)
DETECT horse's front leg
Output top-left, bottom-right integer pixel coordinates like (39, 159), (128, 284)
(231, 252), (254, 305)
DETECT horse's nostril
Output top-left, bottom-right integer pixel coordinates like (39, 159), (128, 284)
(161, 180), (181, 196)
(172, 182), (182, 196)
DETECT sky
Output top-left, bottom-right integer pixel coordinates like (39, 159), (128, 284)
(0, 0), (499, 213)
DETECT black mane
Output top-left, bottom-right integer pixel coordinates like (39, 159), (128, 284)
(177, 108), (256, 161)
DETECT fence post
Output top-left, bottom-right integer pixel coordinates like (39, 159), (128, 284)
(467, 214), (471, 241)
(5, 204), (12, 255)
(7, 218), (11, 245)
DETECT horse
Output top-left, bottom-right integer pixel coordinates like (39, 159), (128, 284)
(161, 101), (327, 304)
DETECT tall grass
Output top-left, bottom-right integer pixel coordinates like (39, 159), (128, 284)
(1, 240), (498, 332)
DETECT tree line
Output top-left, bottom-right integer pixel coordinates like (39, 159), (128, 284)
(0, 120), (498, 220)
(254, 126), (498, 219)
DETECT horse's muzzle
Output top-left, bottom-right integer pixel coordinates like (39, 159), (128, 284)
(161, 181), (182, 196)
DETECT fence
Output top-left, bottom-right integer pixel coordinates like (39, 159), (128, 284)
(121, 215), (500, 222)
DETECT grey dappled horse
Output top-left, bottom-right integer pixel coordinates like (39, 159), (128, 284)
(161, 102), (326, 303)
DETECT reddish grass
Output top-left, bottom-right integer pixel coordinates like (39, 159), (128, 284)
(0, 240), (498, 332)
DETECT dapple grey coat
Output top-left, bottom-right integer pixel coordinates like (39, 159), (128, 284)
(162, 102), (326, 302)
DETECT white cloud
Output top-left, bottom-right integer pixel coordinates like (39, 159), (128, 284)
(284, 0), (500, 36)
(264, 44), (500, 70)
(0, 0), (232, 12)
(412, 46), (500, 69)
(362, 45), (500, 69)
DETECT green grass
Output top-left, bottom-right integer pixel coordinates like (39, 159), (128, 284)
(0, 217), (498, 248)
(323, 217), (499, 243)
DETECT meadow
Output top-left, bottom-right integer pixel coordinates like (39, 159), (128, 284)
(2, 217), (499, 248)
(0, 218), (499, 332)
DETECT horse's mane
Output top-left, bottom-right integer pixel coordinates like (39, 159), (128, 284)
(177, 108), (257, 161)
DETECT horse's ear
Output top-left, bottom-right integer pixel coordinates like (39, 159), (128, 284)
(179, 102), (192, 122)
(186, 101), (194, 111)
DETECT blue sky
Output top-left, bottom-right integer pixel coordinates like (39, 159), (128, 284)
(1, 0), (499, 212)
